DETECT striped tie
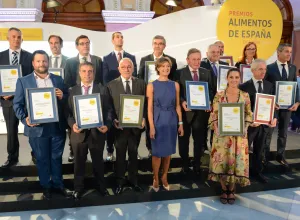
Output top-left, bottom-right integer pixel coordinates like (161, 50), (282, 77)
(12, 51), (18, 65)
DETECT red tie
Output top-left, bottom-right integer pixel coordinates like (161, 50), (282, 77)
(117, 52), (122, 63)
(192, 71), (198, 81)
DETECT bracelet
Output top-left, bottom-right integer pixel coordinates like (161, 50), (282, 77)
(178, 121), (183, 125)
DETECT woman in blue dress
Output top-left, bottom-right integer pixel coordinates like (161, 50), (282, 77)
(146, 57), (184, 192)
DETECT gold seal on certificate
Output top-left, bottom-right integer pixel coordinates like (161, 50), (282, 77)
(119, 94), (145, 127)
(218, 103), (244, 136)
(0, 65), (22, 95)
(253, 93), (275, 124)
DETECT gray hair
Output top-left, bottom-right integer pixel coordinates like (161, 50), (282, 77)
(277, 43), (292, 52)
(251, 59), (266, 71)
(214, 40), (224, 45)
(119, 57), (134, 70)
(207, 44), (219, 52)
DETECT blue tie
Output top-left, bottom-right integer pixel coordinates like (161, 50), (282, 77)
(212, 63), (218, 76)
(281, 64), (287, 81)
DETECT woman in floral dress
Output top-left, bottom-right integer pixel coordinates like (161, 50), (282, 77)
(208, 68), (253, 204)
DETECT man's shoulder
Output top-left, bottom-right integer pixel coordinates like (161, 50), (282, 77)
(0, 49), (8, 56)
(21, 49), (32, 56)
(164, 54), (176, 61)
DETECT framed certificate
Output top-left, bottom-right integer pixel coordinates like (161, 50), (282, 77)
(186, 81), (210, 110)
(26, 87), (59, 124)
(119, 94), (144, 128)
(218, 102), (244, 136)
(0, 65), (22, 96)
(240, 64), (252, 83)
(73, 94), (103, 129)
(49, 68), (64, 79)
(275, 81), (297, 109)
(253, 93), (275, 125)
(220, 56), (234, 66)
(217, 65), (234, 91)
(145, 61), (159, 83)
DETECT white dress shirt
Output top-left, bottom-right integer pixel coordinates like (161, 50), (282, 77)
(51, 54), (62, 68)
(252, 77), (263, 92)
(120, 75), (132, 92)
(34, 72), (53, 88)
(114, 50), (124, 60)
(81, 82), (93, 95)
(9, 48), (21, 65)
(188, 66), (199, 79)
(79, 54), (91, 63)
(153, 54), (163, 61)
(276, 60), (289, 78)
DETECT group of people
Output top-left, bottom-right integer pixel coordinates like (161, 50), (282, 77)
(0, 27), (299, 204)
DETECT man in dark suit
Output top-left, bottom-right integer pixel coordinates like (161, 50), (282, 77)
(264, 43), (300, 168)
(13, 50), (71, 200)
(0, 27), (34, 168)
(239, 59), (277, 183)
(177, 48), (213, 174)
(107, 58), (146, 195)
(48, 35), (68, 69)
(200, 44), (229, 150)
(68, 62), (114, 199)
(64, 35), (103, 88)
(138, 35), (177, 156)
(103, 32), (137, 161)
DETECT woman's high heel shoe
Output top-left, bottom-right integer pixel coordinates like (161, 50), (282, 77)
(161, 176), (170, 191)
(152, 179), (159, 192)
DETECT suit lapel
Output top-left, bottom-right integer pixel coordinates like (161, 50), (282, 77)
(132, 77), (137, 94)
(288, 64), (294, 81)
(249, 79), (257, 94)
(150, 54), (154, 61)
(92, 83), (100, 93)
(19, 49), (27, 65)
(117, 77), (125, 94)
(50, 74), (57, 87)
(273, 61), (281, 80)
(49, 55), (53, 68)
(184, 66), (193, 81)
(111, 52), (119, 67)
(3, 50), (10, 64)
(29, 73), (38, 88)
(60, 55), (67, 68)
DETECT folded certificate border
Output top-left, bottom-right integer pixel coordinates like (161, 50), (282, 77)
(119, 94), (145, 128)
(49, 68), (64, 79)
(219, 56), (234, 66)
(73, 93), (104, 129)
(144, 61), (158, 84)
(275, 81), (297, 109)
(240, 64), (252, 83)
(217, 65), (235, 91)
(253, 93), (275, 125)
(186, 81), (210, 110)
(0, 65), (22, 96)
(218, 102), (245, 136)
(26, 87), (59, 124)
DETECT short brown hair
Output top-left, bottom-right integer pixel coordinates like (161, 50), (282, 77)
(75, 35), (89, 46)
(187, 48), (201, 58)
(79, 62), (94, 71)
(112, 32), (122, 40)
(277, 43), (292, 52)
(152, 35), (166, 45)
(48, 35), (63, 45)
(155, 57), (172, 75)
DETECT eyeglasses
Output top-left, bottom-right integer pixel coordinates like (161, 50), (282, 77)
(246, 48), (256, 51)
(78, 42), (90, 46)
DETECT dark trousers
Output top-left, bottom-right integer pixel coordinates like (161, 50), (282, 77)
(106, 129), (115, 154)
(29, 134), (66, 189)
(115, 129), (140, 185)
(72, 131), (106, 192)
(248, 125), (267, 174)
(178, 111), (209, 169)
(264, 110), (292, 158)
(3, 106), (19, 161)
(67, 127), (73, 154)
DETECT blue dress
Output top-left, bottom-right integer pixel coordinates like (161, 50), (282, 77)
(151, 80), (178, 157)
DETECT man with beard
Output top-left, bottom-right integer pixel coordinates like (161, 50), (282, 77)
(13, 50), (71, 200)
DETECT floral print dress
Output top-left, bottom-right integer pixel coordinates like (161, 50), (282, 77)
(208, 90), (253, 187)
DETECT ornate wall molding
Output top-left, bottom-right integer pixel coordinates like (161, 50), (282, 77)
(104, 0), (121, 10)
(102, 10), (154, 24)
(0, 8), (44, 22)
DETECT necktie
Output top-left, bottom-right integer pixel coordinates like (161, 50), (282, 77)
(83, 85), (90, 95)
(125, 80), (131, 94)
(117, 52), (122, 63)
(53, 56), (58, 68)
(12, 51), (18, 65)
(192, 71), (198, 81)
(212, 62), (218, 76)
(257, 81), (263, 93)
(281, 64), (288, 81)
(81, 57), (87, 63)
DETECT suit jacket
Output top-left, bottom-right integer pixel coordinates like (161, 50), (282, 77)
(0, 49), (33, 107)
(138, 53), (177, 81)
(177, 66), (213, 124)
(64, 54), (103, 88)
(49, 54), (68, 68)
(103, 51), (137, 85)
(13, 72), (68, 137)
(200, 58), (229, 96)
(107, 76), (146, 135)
(68, 83), (115, 144)
(265, 61), (299, 102)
